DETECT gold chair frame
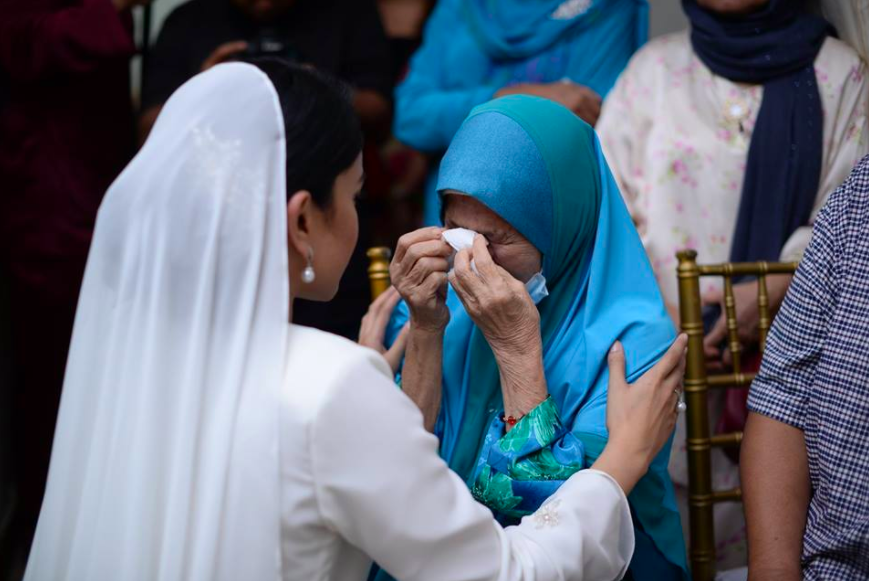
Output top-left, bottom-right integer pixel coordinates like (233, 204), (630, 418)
(676, 250), (797, 581)
(367, 246), (392, 300)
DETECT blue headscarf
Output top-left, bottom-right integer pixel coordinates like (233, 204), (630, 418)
(392, 0), (649, 226)
(684, 0), (830, 262)
(385, 96), (687, 579)
(464, 0), (647, 61)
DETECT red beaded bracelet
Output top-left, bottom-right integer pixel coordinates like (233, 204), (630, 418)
(503, 414), (520, 426)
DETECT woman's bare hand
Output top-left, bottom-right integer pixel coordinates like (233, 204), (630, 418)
(390, 227), (452, 333)
(593, 334), (688, 495)
(358, 286), (410, 374)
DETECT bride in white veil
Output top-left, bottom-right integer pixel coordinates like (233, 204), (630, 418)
(24, 60), (687, 581)
(26, 60), (291, 581)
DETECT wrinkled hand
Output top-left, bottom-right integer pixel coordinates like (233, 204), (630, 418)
(497, 81), (602, 126)
(358, 287), (410, 374)
(605, 335), (687, 468)
(703, 275), (793, 362)
(390, 227), (452, 333)
(449, 235), (540, 354)
(201, 41), (249, 72)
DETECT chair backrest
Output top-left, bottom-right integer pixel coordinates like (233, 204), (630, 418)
(367, 246), (392, 301)
(675, 250), (798, 581)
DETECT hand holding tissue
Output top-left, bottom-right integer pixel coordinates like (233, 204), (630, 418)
(441, 228), (549, 305)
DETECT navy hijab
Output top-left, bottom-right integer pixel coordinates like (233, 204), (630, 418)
(683, 0), (831, 262)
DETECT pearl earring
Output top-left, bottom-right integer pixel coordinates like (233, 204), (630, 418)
(302, 248), (316, 284)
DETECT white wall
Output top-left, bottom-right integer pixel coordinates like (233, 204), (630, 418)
(650, 0), (689, 37)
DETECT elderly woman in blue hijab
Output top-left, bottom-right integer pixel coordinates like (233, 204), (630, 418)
(367, 95), (688, 580)
(394, 0), (649, 226)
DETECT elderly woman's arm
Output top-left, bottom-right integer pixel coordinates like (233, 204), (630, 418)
(402, 327), (445, 431)
(494, 342), (548, 426)
(385, 227), (454, 431)
(448, 236), (549, 423)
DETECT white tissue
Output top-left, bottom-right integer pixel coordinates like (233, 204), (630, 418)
(442, 227), (478, 252)
(442, 228), (480, 273)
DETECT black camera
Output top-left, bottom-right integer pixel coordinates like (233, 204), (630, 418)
(243, 28), (300, 62)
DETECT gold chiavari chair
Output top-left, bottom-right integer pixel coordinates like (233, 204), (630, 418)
(367, 247), (392, 300)
(676, 250), (798, 581)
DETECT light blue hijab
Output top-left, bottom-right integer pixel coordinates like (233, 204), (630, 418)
(464, 0), (647, 61)
(385, 96), (687, 579)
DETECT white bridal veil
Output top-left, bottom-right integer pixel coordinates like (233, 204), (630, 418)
(25, 63), (289, 580)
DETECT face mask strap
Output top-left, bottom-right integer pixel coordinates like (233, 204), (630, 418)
(526, 272), (549, 304)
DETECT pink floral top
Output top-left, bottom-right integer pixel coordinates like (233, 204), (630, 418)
(598, 32), (869, 306)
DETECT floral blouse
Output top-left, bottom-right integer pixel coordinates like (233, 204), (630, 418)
(597, 32), (869, 307)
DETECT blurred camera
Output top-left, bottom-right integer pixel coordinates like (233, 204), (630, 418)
(243, 28), (300, 62)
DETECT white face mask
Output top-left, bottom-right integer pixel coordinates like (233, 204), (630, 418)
(442, 228), (549, 304)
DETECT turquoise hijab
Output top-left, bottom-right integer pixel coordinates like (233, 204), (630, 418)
(385, 96), (687, 579)
(464, 0), (648, 61)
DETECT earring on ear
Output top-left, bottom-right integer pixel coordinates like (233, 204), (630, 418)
(302, 248), (316, 284)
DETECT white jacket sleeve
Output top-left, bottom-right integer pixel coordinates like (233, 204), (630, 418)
(310, 350), (634, 581)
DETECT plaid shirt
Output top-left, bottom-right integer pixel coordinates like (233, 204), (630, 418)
(748, 156), (869, 579)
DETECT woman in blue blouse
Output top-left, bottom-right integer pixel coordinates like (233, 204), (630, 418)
(374, 96), (688, 580)
(394, 0), (649, 225)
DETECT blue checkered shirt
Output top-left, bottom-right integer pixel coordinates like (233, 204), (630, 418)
(748, 156), (869, 579)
